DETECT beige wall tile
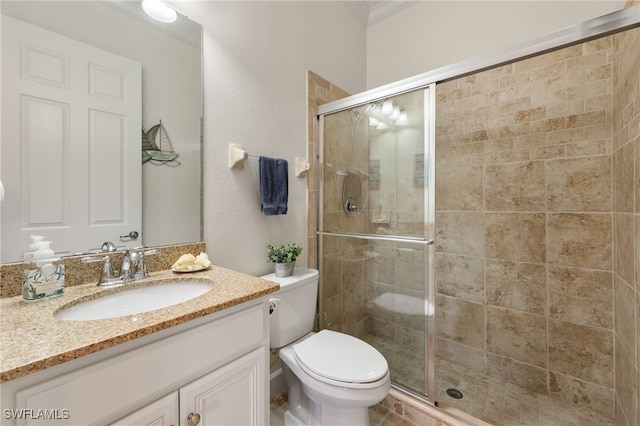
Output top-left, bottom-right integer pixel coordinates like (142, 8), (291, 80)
(487, 306), (547, 367)
(486, 353), (548, 394)
(436, 253), (485, 303)
(395, 247), (426, 291)
(637, 215), (640, 292)
(485, 212), (546, 263)
(436, 295), (485, 348)
(549, 371), (615, 417)
(615, 336), (636, 425)
(321, 254), (343, 299)
(547, 213), (612, 269)
(432, 33), (621, 417)
(612, 26), (639, 426)
(636, 139), (640, 213)
(367, 316), (395, 339)
(435, 166), (483, 211)
(548, 265), (613, 328)
(548, 319), (614, 387)
(436, 337), (487, 374)
(396, 324), (425, 351)
(546, 155), (612, 212)
(614, 141), (636, 213)
(566, 139), (608, 157)
(485, 161), (545, 211)
(615, 275), (636, 357)
(435, 212), (485, 257)
(343, 260), (365, 328)
(323, 293), (343, 332)
(367, 243), (396, 285)
(615, 213), (636, 284)
(486, 259), (546, 314)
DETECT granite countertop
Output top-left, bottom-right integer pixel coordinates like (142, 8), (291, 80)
(0, 266), (279, 383)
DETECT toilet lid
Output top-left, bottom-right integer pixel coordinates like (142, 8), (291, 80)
(293, 330), (388, 384)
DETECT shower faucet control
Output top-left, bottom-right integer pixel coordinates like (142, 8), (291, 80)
(344, 198), (360, 215)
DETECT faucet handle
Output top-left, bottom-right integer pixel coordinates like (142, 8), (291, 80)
(82, 255), (120, 286)
(129, 247), (158, 279)
(120, 250), (133, 280)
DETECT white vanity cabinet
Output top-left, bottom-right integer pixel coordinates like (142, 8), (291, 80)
(179, 347), (266, 426)
(0, 299), (269, 426)
(111, 393), (179, 426)
(112, 347), (266, 426)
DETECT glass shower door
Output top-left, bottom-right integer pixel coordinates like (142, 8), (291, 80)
(317, 85), (436, 399)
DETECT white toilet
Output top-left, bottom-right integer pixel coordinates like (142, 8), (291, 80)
(262, 267), (391, 426)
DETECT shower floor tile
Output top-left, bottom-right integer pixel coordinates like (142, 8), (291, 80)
(435, 359), (615, 426)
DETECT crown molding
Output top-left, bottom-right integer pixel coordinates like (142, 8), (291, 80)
(368, 1), (418, 26)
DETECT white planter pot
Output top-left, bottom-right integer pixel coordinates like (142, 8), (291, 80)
(274, 262), (295, 277)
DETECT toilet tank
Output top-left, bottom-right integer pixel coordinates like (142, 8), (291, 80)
(261, 267), (319, 349)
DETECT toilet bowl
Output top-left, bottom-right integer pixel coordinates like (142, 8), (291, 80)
(262, 268), (391, 426)
(279, 330), (391, 426)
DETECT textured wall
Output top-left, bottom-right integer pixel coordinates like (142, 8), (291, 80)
(176, 1), (367, 276)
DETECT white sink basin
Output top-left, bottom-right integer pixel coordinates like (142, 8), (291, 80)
(55, 281), (213, 321)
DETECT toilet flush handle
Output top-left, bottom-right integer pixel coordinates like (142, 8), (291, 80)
(268, 298), (280, 315)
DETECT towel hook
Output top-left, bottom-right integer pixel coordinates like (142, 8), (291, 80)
(295, 157), (310, 177)
(229, 144), (248, 169)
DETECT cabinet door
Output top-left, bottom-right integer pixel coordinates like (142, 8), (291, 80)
(180, 347), (267, 426)
(110, 392), (179, 426)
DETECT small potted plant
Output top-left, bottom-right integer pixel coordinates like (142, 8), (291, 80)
(267, 243), (303, 277)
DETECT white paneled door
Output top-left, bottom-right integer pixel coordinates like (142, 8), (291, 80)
(1, 16), (142, 262)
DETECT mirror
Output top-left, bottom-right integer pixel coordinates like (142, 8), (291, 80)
(0, 1), (203, 263)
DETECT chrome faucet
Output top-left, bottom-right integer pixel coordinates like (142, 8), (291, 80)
(83, 247), (158, 286)
(81, 255), (122, 286)
(120, 247), (158, 281)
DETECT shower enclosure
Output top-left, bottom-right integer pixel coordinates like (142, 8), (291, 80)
(317, 86), (437, 399)
(315, 5), (639, 425)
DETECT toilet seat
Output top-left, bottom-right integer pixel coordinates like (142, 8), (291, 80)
(292, 330), (388, 388)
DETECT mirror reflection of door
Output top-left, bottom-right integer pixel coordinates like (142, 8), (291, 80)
(1, 16), (142, 262)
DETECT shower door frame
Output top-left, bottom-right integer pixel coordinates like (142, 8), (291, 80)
(316, 84), (437, 401)
(315, 4), (640, 405)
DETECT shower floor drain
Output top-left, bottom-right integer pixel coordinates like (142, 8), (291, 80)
(446, 388), (463, 399)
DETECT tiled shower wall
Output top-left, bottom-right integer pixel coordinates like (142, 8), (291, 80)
(306, 71), (351, 270)
(435, 31), (636, 419)
(318, 102), (371, 337)
(612, 25), (639, 426)
(310, 15), (638, 425)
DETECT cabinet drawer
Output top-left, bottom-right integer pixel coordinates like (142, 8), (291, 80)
(14, 303), (267, 425)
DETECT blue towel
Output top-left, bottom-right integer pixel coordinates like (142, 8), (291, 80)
(259, 156), (288, 215)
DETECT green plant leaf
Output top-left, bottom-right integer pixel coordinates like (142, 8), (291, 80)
(267, 243), (303, 263)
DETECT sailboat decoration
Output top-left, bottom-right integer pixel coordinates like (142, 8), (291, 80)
(142, 120), (180, 166)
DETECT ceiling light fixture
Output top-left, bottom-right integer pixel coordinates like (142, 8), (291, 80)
(142, 0), (177, 23)
(395, 109), (409, 125)
(381, 100), (393, 116)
